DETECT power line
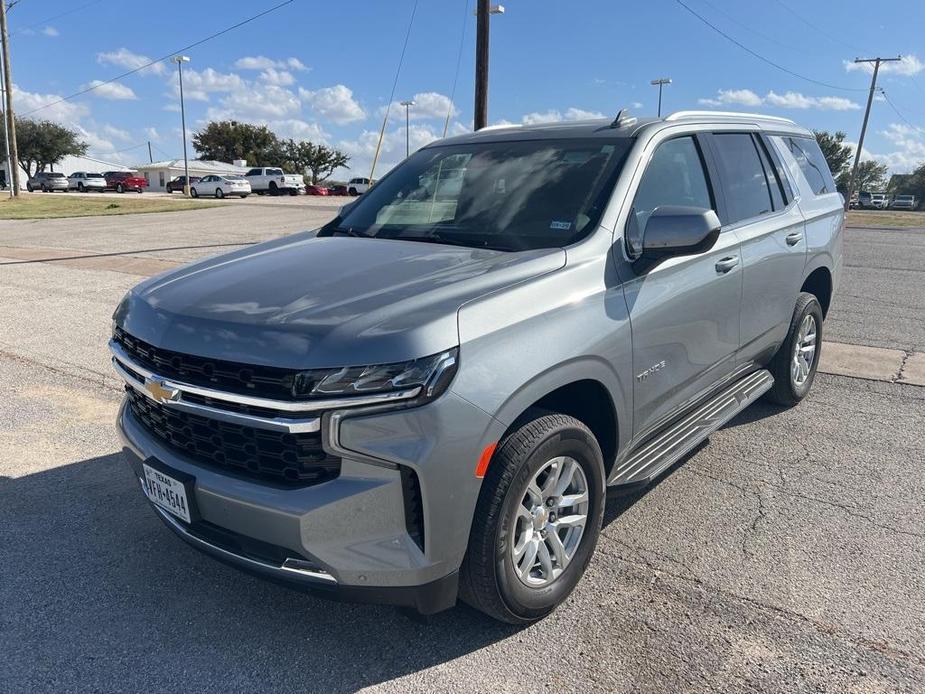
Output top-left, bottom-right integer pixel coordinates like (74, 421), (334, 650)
(443, 0), (470, 138)
(771, 0), (867, 54)
(878, 89), (923, 132)
(21, 0), (294, 116)
(675, 0), (867, 93)
(696, 0), (802, 54)
(369, 0), (419, 181)
(11, 0), (104, 34)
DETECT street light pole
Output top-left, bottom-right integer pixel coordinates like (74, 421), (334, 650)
(400, 100), (415, 158)
(650, 77), (671, 117)
(473, 2), (504, 131)
(0, 0), (20, 196)
(845, 56), (902, 210)
(173, 55), (191, 197)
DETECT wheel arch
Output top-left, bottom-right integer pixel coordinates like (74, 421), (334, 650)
(801, 264), (833, 317)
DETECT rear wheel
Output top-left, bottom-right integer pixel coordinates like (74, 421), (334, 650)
(215, 188), (224, 199)
(459, 412), (605, 624)
(765, 292), (823, 406)
(269, 182), (279, 196)
(41, 183), (48, 193)
(190, 187), (199, 198)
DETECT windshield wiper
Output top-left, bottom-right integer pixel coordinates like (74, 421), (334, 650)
(331, 227), (370, 239)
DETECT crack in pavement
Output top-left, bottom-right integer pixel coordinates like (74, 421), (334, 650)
(596, 536), (925, 670)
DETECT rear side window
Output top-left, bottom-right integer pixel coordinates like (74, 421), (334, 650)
(626, 136), (713, 257)
(711, 133), (773, 224)
(783, 136), (837, 196)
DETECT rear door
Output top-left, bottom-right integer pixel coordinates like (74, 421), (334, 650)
(704, 132), (807, 367)
(620, 133), (743, 438)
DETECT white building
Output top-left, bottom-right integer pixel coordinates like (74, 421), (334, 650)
(134, 159), (250, 192)
(0, 154), (130, 189)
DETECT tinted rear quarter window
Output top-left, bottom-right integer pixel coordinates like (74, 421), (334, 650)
(783, 136), (837, 196)
(711, 133), (774, 224)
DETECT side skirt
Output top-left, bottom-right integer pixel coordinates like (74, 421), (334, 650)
(608, 369), (773, 487)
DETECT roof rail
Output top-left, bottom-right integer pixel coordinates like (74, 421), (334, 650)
(664, 110), (797, 125)
(476, 123), (523, 132)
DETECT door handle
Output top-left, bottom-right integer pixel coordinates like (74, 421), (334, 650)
(785, 231), (803, 246)
(715, 256), (739, 274)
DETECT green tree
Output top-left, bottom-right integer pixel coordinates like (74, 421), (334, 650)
(192, 120), (281, 165)
(813, 130), (853, 182)
(0, 117), (88, 178)
(836, 159), (888, 194)
(279, 140), (350, 184)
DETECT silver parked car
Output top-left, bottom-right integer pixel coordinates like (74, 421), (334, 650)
(890, 194), (916, 210)
(68, 171), (107, 192)
(26, 170), (69, 192)
(111, 110), (843, 623)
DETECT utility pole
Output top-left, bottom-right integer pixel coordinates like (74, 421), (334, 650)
(147, 141), (153, 164)
(0, 33), (12, 197)
(845, 56), (901, 209)
(0, 0), (20, 195)
(473, 2), (504, 131)
(650, 77), (671, 117)
(172, 55), (191, 197)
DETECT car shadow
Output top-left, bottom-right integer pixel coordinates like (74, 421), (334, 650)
(0, 453), (520, 692)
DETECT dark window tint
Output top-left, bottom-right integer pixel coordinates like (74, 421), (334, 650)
(246, 169), (262, 176)
(627, 136), (713, 257)
(784, 136), (837, 195)
(753, 136), (785, 211)
(712, 133), (773, 224)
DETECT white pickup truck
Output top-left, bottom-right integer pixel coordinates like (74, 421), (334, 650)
(244, 167), (305, 196)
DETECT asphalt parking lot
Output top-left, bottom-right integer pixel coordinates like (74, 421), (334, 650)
(1, 205), (924, 692)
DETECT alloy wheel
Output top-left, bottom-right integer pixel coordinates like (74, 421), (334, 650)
(510, 456), (589, 588)
(791, 313), (817, 386)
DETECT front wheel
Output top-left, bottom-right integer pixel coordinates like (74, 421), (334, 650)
(116, 183), (124, 193)
(78, 183), (85, 193)
(459, 412), (605, 624)
(26, 183), (34, 192)
(190, 187), (198, 198)
(764, 292), (824, 406)
(239, 194), (249, 198)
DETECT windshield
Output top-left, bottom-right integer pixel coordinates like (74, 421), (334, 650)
(897, 195), (913, 201)
(324, 138), (632, 251)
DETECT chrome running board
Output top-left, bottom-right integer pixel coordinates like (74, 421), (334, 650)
(609, 369), (773, 486)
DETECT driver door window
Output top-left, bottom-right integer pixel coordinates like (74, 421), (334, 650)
(626, 136), (713, 258)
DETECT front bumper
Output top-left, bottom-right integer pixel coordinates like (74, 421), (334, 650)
(117, 385), (503, 612)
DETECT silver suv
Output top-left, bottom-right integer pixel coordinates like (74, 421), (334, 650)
(112, 110), (843, 623)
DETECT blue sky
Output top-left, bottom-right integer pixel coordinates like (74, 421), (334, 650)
(7, 0), (925, 178)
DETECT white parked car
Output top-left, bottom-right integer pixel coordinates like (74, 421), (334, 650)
(346, 177), (371, 196)
(190, 174), (251, 199)
(68, 172), (107, 192)
(244, 167), (305, 195)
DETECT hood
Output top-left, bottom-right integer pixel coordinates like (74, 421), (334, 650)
(116, 232), (564, 369)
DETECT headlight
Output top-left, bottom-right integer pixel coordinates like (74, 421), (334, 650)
(291, 348), (458, 402)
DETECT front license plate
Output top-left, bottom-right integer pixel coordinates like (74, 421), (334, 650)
(142, 463), (191, 523)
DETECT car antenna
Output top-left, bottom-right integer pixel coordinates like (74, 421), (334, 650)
(609, 108), (637, 128)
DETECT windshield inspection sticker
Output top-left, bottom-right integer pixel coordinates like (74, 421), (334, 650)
(550, 220), (572, 230)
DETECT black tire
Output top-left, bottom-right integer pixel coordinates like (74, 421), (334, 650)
(269, 182), (279, 196)
(78, 183), (85, 193)
(239, 194), (249, 199)
(459, 412), (605, 624)
(190, 187), (199, 198)
(348, 187), (358, 196)
(764, 292), (824, 406)
(215, 188), (224, 199)
(116, 183), (124, 193)
(26, 183), (34, 192)
(137, 189), (143, 194)
(41, 183), (48, 193)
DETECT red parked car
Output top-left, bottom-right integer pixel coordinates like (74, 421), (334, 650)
(103, 170), (148, 193)
(305, 184), (329, 196)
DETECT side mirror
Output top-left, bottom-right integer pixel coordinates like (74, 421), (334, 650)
(642, 205), (722, 258)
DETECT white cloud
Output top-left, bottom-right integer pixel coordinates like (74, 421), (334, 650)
(12, 84), (89, 123)
(699, 89), (859, 111)
(380, 92), (458, 123)
(102, 124), (132, 142)
(82, 80), (137, 100)
(170, 68), (245, 101)
(631, 101), (644, 110)
(844, 55), (924, 77)
(520, 107), (606, 124)
(300, 85), (366, 124)
(42, 26), (59, 37)
(208, 83), (301, 120)
(144, 127), (160, 141)
(234, 56), (309, 72)
(97, 47), (165, 75)
(260, 68), (295, 86)
(266, 119), (329, 143)
(698, 88), (764, 107)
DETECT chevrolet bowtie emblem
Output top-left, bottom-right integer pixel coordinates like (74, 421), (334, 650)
(144, 377), (180, 405)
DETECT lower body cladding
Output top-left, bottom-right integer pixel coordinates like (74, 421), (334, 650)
(117, 390), (502, 614)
